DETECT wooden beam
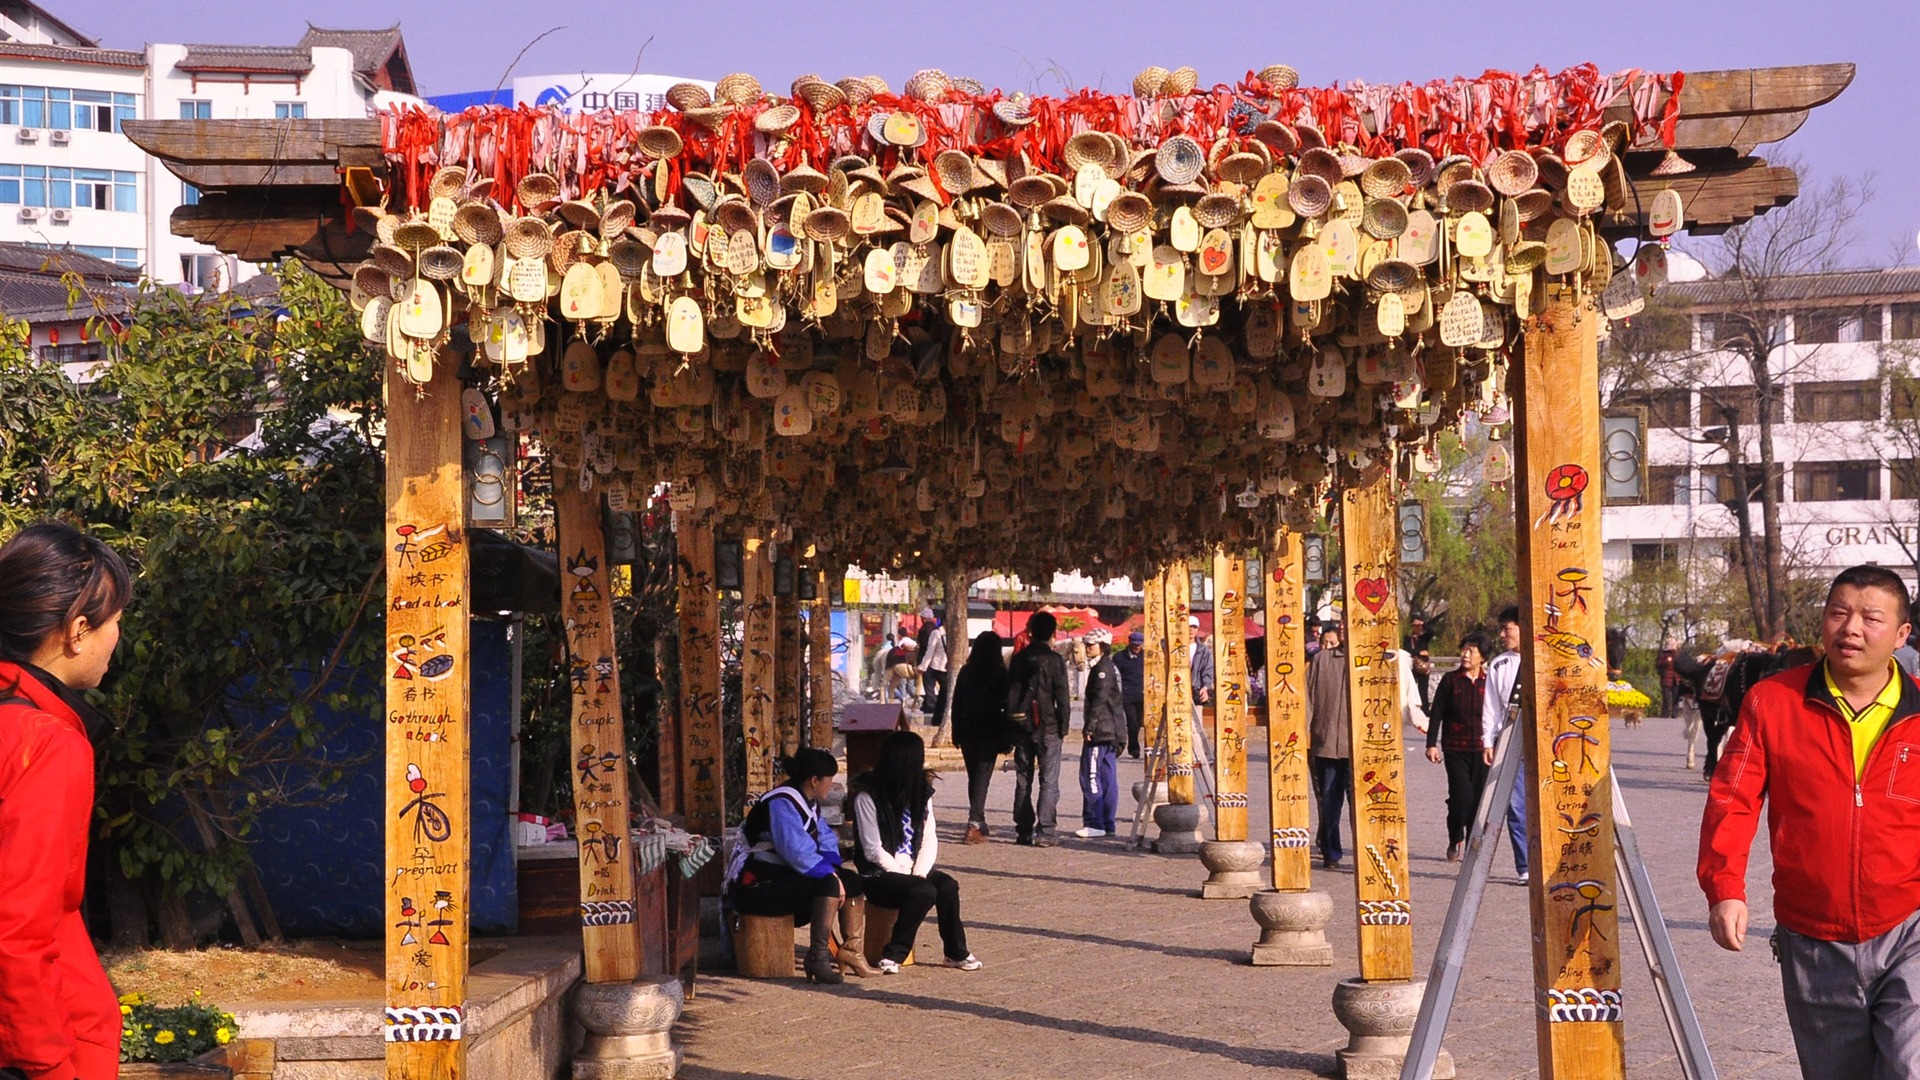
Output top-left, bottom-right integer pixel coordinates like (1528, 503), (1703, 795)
(1636, 110), (1809, 156)
(1163, 560), (1196, 805)
(674, 516), (726, 839)
(807, 571), (834, 750)
(1340, 471), (1414, 983)
(1600, 157), (1800, 238)
(740, 532), (777, 801)
(123, 117), (381, 166)
(1263, 531), (1313, 892)
(1513, 291), (1626, 1076)
(1212, 549), (1250, 842)
(168, 162), (345, 188)
(554, 484), (643, 985)
(382, 347), (469, 1077)
(1143, 570), (1168, 787)
(1603, 62), (1854, 122)
(168, 191), (371, 272)
(775, 585), (803, 757)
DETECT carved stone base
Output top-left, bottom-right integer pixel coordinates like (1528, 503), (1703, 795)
(1198, 840), (1265, 899)
(1248, 889), (1334, 966)
(1151, 802), (1204, 854)
(1131, 780), (1167, 840)
(1330, 978), (1453, 1079)
(572, 977), (685, 1080)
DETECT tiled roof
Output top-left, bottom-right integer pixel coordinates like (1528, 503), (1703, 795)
(1667, 268), (1920, 307)
(0, 40), (142, 67)
(0, 242), (135, 324)
(297, 24), (401, 74)
(177, 44), (314, 74)
(0, 243), (137, 281)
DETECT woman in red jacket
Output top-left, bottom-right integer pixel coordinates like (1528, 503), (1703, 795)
(0, 522), (132, 1080)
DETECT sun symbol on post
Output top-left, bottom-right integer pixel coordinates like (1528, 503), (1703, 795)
(1537, 464), (1589, 527)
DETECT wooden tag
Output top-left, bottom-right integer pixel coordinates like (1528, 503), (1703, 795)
(988, 239), (1017, 286)
(1074, 163), (1105, 209)
(1307, 349), (1345, 397)
(1254, 230), (1284, 283)
(1090, 177), (1121, 221)
(1169, 206), (1200, 252)
(594, 262), (623, 319)
(462, 244), (494, 288)
(864, 247), (898, 293)
(1649, 188), (1684, 237)
(1401, 209), (1439, 265)
(765, 224), (802, 270)
(360, 297), (387, 344)
(461, 387), (495, 439)
(1545, 218), (1582, 275)
(721, 229), (758, 276)
(1052, 226), (1091, 272)
(1499, 198), (1521, 248)
(1454, 211), (1493, 259)
(1197, 228), (1233, 277)
(1193, 336), (1232, 388)
(1150, 333), (1189, 385)
(1145, 244), (1186, 301)
(653, 230), (689, 276)
(1250, 173), (1294, 229)
(882, 111), (921, 146)
(1566, 164), (1605, 212)
(910, 200), (940, 245)
(1104, 259), (1143, 316)
(559, 262), (599, 320)
(1321, 219), (1358, 278)
(1376, 291), (1406, 337)
(949, 294), (983, 327)
(1024, 229), (1047, 290)
(773, 387), (813, 436)
(562, 336), (601, 392)
(1289, 243), (1331, 302)
(1635, 244), (1669, 288)
(1438, 290), (1482, 347)
(851, 191), (886, 234)
(397, 278), (444, 337)
(948, 226), (988, 288)
(667, 295), (705, 353)
(1174, 283), (1219, 328)
(604, 348), (640, 401)
(907, 243), (944, 294)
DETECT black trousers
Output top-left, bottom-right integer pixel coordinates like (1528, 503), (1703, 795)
(922, 669), (949, 717)
(731, 862), (863, 924)
(1124, 699), (1144, 755)
(960, 742), (1000, 829)
(1441, 749), (1490, 848)
(863, 869), (969, 962)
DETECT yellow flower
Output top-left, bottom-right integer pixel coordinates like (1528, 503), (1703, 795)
(155, 1031), (175, 1045)
(118, 992), (144, 1006)
(215, 1028), (233, 1045)
(120, 1004), (132, 1016)
(187, 1029), (198, 1037)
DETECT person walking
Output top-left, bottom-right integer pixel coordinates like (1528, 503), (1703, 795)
(1075, 630), (1127, 838)
(1305, 624), (1350, 869)
(1113, 631), (1146, 758)
(850, 731), (982, 973)
(0, 523), (134, 1080)
(1190, 615), (1214, 710)
(1424, 632), (1491, 862)
(949, 631), (1011, 844)
(1479, 605), (1530, 884)
(1700, 565), (1920, 1078)
(918, 618), (949, 720)
(1005, 611), (1071, 847)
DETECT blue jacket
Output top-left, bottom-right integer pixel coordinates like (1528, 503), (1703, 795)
(1112, 647), (1145, 703)
(748, 786), (841, 878)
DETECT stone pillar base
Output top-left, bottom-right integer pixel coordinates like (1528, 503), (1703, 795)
(573, 976), (685, 1080)
(1248, 889), (1334, 966)
(1331, 977), (1453, 1079)
(1198, 840), (1265, 899)
(1131, 780), (1167, 840)
(1150, 802), (1203, 854)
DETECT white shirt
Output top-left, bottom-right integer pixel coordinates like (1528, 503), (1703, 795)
(853, 792), (938, 877)
(918, 625), (948, 674)
(1481, 650), (1522, 750)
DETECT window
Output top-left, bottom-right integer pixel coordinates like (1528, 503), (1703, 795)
(1893, 461), (1920, 501)
(0, 84), (136, 130)
(1699, 313), (1780, 350)
(181, 182), (200, 206)
(1632, 542), (1679, 568)
(0, 166), (136, 210)
(1646, 465), (1690, 505)
(179, 99), (211, 120)
(1616, 388), (1692, 429)
(1796, 380), (1881, 423)
(1794, 461), (1881, 502)
(39, 342), (104, 365)
(69, 89), (127, 132)
(181, 254), (230, 292)
(1700, 463), (1785, 503)
(274, 102), (306, 119)
(1698, 385), (1784, 428)
(1895, 304), (1920, 341)
(1896, 380), (1920, 422)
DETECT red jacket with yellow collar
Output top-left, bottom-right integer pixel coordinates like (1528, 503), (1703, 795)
(1698, 660), (1920, 944)
(0, 660), (122, 1080)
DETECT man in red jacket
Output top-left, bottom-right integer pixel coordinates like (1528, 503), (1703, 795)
(1699, 564), (1920, 1079)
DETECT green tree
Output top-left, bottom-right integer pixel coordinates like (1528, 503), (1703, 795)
(1402, 429), (1517, 647)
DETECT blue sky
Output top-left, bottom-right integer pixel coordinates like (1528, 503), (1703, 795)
(54, 0), (1920, 262)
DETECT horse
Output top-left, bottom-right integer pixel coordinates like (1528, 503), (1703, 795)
(1670, 644), (1820, 779)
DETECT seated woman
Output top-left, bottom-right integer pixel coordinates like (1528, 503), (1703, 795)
(729, 749), (876, 983)
(850, 731), (982, 973)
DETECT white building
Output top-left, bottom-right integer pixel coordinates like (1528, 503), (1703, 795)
(0, 1), (411, 291)
(1602, 267), (1920, 608)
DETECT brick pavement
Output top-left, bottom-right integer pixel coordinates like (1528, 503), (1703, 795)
(678, 716), (1798, 1079)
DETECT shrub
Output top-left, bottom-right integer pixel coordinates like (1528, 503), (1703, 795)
(118, 991), (236, 1064)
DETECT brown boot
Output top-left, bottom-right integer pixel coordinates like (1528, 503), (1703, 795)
(837, 897), (878, 978)
(963, 826), (988, 845)
(804, 896), (843, 984)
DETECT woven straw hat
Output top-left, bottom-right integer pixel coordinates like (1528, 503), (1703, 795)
(650, 203), (692, 231)
(1563, 129), (1606, 168)
(1365, 258), (1419, 292)
(1250, 120), (1300, 157)
(1065, 132), (1115, 172)
(516, 172), (560, 211)
(791, 75), (844, 111)
(1164, 66), (1199, 96)
(1194, 191), (1242, 229)
(950, 75), (986, 96)
(992, 95), (1035, 128)
(904, 68), (951, 102)
(599, 199), (636, 237)
(351, 204), (387, 237)
(393, 218), (441, 252)
(782, 162), (829, 195)
(1361, 156), (1412, 198)
(681, 173), (719, 211)
(1041, 195), (1091, 227)
(1533, 152), (1570, 191)
(1506, 241), (1547, 274)
(1257, 64), (1300, 89)
(1488, 150), (1539, 197)
(1394, 148), (1436, 189)
(1155, 136), (1205, 185)
(557, 198), (601, 232)
(972, 157), (1010, 190)
(1287, 173), (1332, 217)
(1512, 188), (1553, 224)
(1133, 66), (1170, 98)
(835, 77), (874, 108)
(1105, 191), (1152, 234)
(452, 202), (504, 247)
(933, 149), (978, 195)
(1294, 125), (1328, 151)
(418, 244), (463, 281)
(1217, 149), (1269, 185)
(638, 125), (684, 159)
(352, 263), (391, 302)
(683, 106), (731, 131)
(429, 166), (468, 201)
(1008, 174), (1055, 209)
(755, 103), (800, 135)
(1296, 146), (1343, 187)
(1361, 197), (1408, 239)
(742, 159), (782, 206)
(608, 238), (649, 279)
(370, 243), (411, 279)
(714, 72), (762, 106)
(713, 197), (758, 234)
(504, 217), (554, 259)
(804, 205), (850, 242)
(667, 82), (712, 111)
(1447, 177), (1494, 215)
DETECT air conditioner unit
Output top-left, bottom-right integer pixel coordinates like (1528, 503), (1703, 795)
(18, 206), (42, 221)
(15, 127), (37, 142)
(49, 208), (71, 223)
(48, 129), (69, 145)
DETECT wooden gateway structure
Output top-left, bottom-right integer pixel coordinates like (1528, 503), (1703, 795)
(127, 58), (1849, 1080)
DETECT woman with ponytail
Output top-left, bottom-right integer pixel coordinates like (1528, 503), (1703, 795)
(0, 522), (133, 1080)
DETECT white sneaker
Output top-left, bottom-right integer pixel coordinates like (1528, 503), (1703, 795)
(1073, 827), (1108, 838)
(1517, 872), (1530, 886)
(943, 953), (983, 971)
(878, 958), (902, 975)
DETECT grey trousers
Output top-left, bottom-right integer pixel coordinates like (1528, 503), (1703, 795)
(1011, 732), (1063, 839)
(1775, 907), (1920, 1080)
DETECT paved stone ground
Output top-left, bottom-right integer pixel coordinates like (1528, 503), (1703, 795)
(678, 715), (1795, 1079)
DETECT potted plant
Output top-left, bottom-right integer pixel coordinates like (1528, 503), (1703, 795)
(119, 992), (236, 1078)
(1606, 681), (1651, 728)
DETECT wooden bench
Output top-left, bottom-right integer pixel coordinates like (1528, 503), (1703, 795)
(863, 904), (914, 967)
(732, 912), (798, 979)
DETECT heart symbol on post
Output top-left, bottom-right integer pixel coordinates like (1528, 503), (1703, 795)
(1202, 248), (1228, 273)
(1354, 577), (1390, 614)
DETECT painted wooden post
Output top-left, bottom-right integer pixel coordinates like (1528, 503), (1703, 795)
(740, 532), (777, 801)
(1212, 549), (1250, 841)
(383, 350), (470, 1075)
(1341, 472), (1415, 981)
(807, 570), (834, 750)
(1514, 294), (1625, 1075)
(1163, 559), (1195, 805)
(674, 515), (725, 839)
(553, 484), (643, 982)
(775, 581), (802, 758)
(1142, 569), (1168, 784)
(1264, 531), (1313, 890)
